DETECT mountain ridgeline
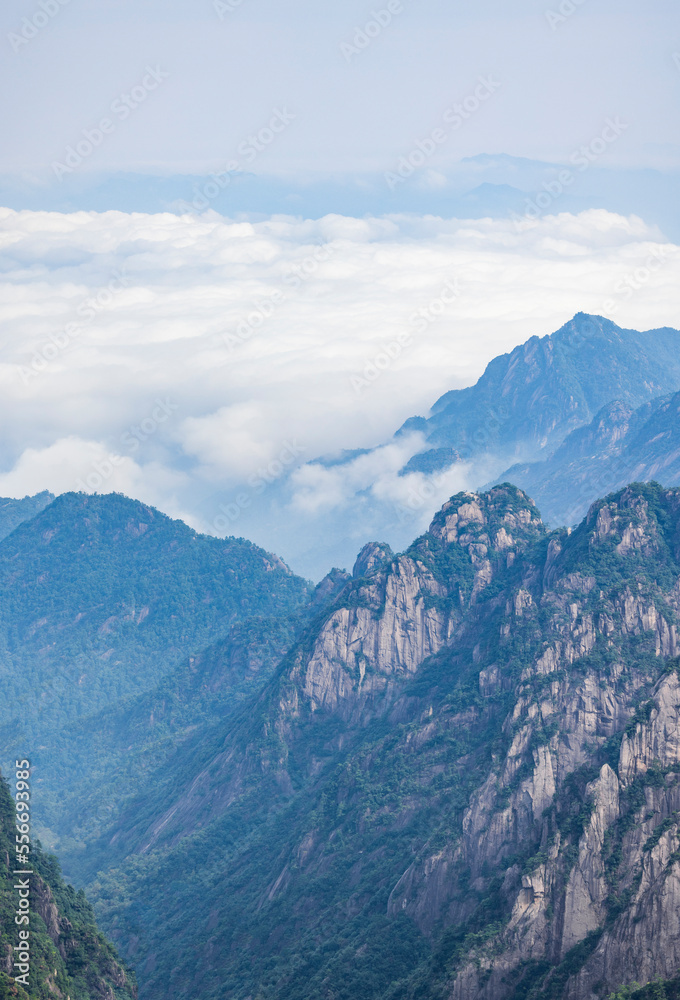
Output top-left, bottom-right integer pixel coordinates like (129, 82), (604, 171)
(502, 390), (680, 527)
(401, 313), (680, 473)
(35, 482), (679, 1000)
(0, 491), (311, 743)
(2, 312), (680, 1000)
(0, 493), (53, 543)
(284, 312), (680, 577)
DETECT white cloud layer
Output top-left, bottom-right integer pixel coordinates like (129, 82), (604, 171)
(0, 205), (679, 576)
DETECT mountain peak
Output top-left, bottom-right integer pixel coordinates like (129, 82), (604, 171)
(401, 315), (680, 480)
(428, 483), (543, 547)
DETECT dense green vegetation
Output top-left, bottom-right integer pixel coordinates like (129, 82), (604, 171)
(610, 980), (680, 1000)
(0, 494), (53, 543)
(0, 771), (136, 999)
(0, 491), (313, 839)
(3, 481), (680, 1000)
(66, 483), (680, 1000)
(34, 613), (313, 854)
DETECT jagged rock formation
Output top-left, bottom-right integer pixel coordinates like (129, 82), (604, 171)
(44, 484), (680, 1000)
(255, 313), (680, 579)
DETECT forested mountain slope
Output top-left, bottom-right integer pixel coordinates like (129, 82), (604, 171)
(0, 771), (136, 1000)
(69, 482), (680, 1000)
(0, 494), (53, 543)
(0, 491), (310, 744)
(35, 570), (350, 856)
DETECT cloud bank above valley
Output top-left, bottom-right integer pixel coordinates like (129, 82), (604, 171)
(1, 205), (679, 576)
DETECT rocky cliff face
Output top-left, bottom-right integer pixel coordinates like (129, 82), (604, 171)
(388, 485), (680, 1000)
(0, 773), (136, 1000)
(84, 483), (680, 1000)
(293, 487), (544, 721)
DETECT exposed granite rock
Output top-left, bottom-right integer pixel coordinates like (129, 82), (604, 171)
(352, 541), (394, 578)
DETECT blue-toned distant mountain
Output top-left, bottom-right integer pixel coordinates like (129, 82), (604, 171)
(269, 313), (680, 577)
(0, 491), (53, 541)
(2, 156), (679, 240)
(400, 313), (680, 473)
(499, 389), (680, 526)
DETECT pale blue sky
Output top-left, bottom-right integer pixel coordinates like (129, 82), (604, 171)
(2, 0), (680, 576)
(2, 0), (679, 187)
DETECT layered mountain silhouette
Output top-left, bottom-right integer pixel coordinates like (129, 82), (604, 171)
(281, 313), (680, 576)
(500, 390), (680, 526)
(2, 483), (680, 999)
(399, 313), (680, 471)
(2, 310), (680, 1000)
(66, 485), (680, 999)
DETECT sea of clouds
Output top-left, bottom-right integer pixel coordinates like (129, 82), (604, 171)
(1, 205), (678, 576)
